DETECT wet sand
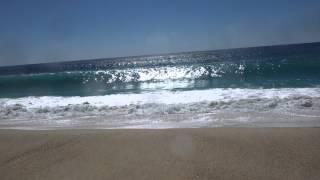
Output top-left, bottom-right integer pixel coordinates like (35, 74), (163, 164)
(0, 128), (319, 180)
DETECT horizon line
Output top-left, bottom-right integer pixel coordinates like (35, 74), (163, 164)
(1, 41), (319, 68)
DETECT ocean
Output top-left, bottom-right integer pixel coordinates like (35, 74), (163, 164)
(0, 42), (320, 129)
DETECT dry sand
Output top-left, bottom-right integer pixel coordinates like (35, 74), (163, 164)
(0, 128), (319, 180)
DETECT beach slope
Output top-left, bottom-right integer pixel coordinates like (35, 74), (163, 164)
(0, 128), (319, 180)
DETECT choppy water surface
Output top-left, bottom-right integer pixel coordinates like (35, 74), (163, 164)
(0, 42), (320, 129)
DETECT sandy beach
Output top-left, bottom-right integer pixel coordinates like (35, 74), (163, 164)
(0, 128), (319, 180)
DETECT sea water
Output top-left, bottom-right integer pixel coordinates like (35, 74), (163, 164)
(0, 42), (320, 129)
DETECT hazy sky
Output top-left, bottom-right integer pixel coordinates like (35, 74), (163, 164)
(0, 0), (320, 66)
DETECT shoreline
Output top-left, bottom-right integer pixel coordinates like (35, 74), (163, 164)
(1, 128), (320, 180)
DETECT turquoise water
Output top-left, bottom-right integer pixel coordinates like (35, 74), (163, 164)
(0, 42), (320, 98)
(0, 42), (320, 129)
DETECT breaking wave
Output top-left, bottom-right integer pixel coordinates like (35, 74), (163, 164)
(1, 43), (320, 129)
(1, 60), (320, 98)
(1, 88), (320, 129)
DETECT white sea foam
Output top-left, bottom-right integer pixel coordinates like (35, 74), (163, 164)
(81, 64), (225, 84)
(1, 88), (320, 129)
(1, 88), (320, 108)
